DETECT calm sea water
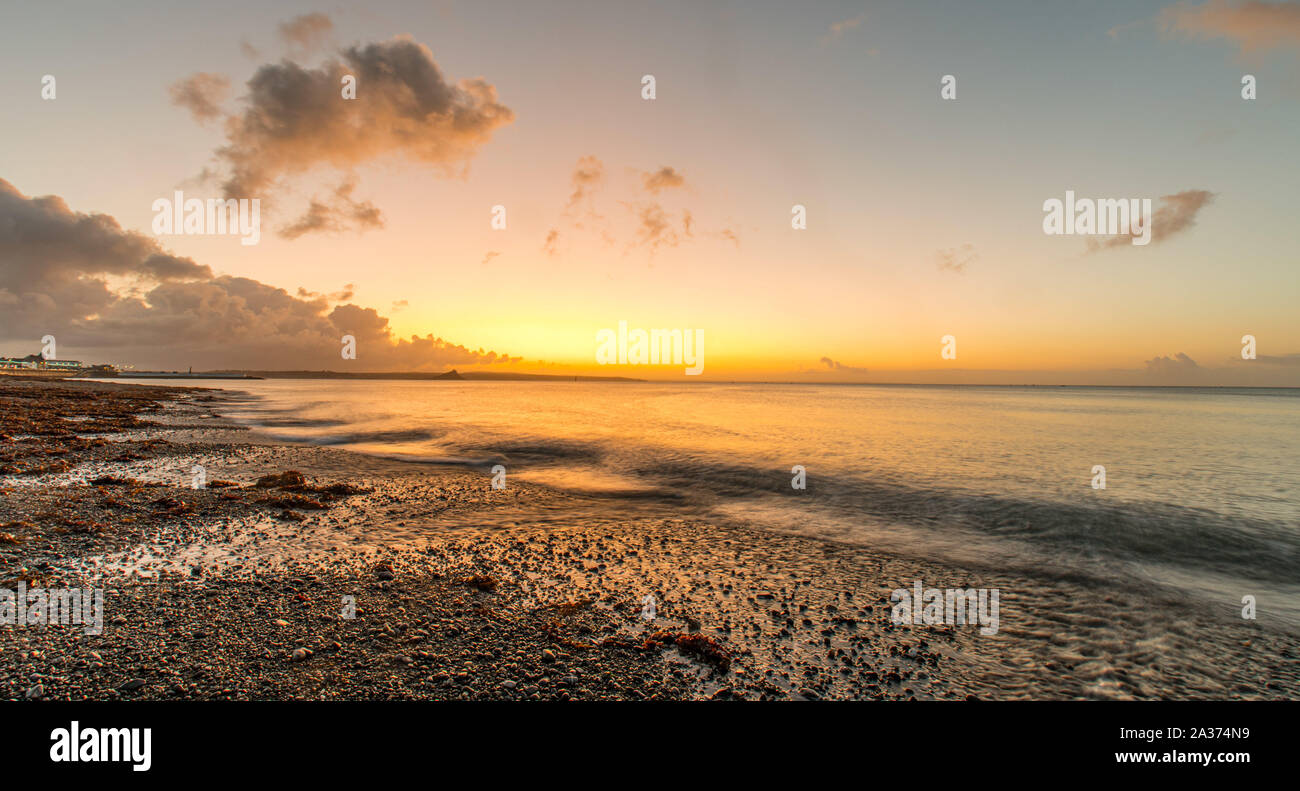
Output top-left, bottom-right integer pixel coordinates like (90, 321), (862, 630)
(202, 380), (1300, 624)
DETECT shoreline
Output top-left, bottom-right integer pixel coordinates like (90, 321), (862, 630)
(2, 378), (1296, 701)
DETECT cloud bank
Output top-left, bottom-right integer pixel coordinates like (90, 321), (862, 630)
(0, 179), (518, 371)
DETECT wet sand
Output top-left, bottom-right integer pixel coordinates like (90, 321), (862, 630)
(2, 378), (1296, 701)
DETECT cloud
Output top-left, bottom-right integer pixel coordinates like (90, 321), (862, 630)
(390, 299), (408, 312)
(1087, 190), (1214, 251)
(0, 179), (517, 371)
(278, 179), (384, 239)
(567, 156), (605, 208)
(1253, 353), (1300, 365)
(185, 35), (513, 214)
(278, 12), (334, 55)
(1158, 0), (1300, 53)
(296, 283), (354, 302)
(641, 166), (686, 194)
(936, 243), (977, 274)
(823, 13), (866, 43)
(0, 178), (210, 338)
(1144, 352), (1201, 375)
(1107, 19), (1149, 40)
(819, 356), (869, 374)
(546, 158), (733, 254)
(168, 73), (231, 123)
(480, 251), (500, 266)
(633, 203), (679, 253)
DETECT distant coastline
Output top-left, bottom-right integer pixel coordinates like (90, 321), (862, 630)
(155, 369), (645, 382)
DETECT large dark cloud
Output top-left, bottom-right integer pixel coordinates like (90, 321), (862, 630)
(0, 178), (210, 338)
(170, 30), (513, 238)
(212, 35), (513, 200)
(0, 179), (518, 370)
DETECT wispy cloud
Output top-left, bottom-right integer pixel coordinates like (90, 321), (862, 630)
(546, 158), (734, 255)
(168, 73), (230, 123)
(1158, 0), (1300, 53)
(1087, 190), (1214, 251)
(936, 244), (977, 274)
(279, 179), (383, 239)
(818, 356), (869, 374)
(641, 166), (686, 194)
(823, 13), (867, 44)
(278, 12), (334, 56)
(567, 155), (605, 209)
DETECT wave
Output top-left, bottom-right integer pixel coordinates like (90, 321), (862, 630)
(219, 391), (1298, 587)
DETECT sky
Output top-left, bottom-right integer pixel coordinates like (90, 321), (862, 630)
(0, 0), (1297, 384)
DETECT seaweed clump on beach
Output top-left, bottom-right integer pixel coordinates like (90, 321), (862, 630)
(254, 470), (369, 499)
(460, 574), (498, 591)
(249, 470), (371, 518)
(602, 631), (733, 674)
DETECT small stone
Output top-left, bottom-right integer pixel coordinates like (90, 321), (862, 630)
(120, 678), (146, 691)
(541, 649), (556, 663)
(25, 684), (44, 700)
(291, 648), (311, 661)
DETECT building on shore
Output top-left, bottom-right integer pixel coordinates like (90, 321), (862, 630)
(0, 353), (87, 377)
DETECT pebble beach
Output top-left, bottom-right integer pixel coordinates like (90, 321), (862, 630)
(2, 378), (1296, 701)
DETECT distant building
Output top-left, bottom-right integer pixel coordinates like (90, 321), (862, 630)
(0, 353), (85, 373)
(80, 364), (120, 376)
